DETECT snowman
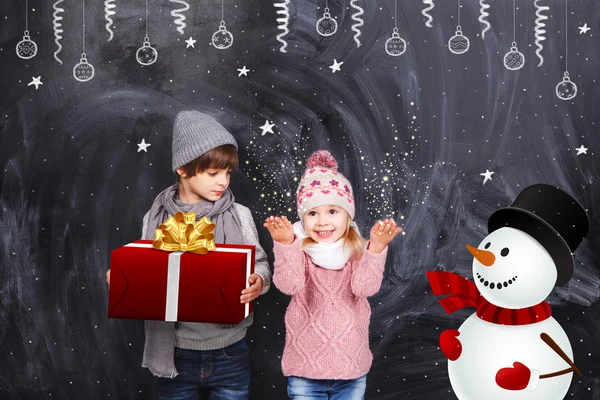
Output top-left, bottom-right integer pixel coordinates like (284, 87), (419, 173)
(427, 184), (589, 400)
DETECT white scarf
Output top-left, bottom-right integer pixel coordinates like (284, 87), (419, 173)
(292, 221), (361, 270)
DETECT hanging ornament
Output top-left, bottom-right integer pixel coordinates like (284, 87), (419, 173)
(212, 0), (233, 50)
(385, 2), (406, 57)
(385, 28), (407, 56)
(73, 53), (95, 82)
(448, 26), (469, 54)
(556, 0), (576, 100)
(136, 37), (158, 65)
(17, 31), (37, 60)
(448, 0), (469, 54)
(212, 21), (234, 49)
(136, 0), (157, 65)
(16, 1), (37, 59)
(556, 72), (577, 101)
(73, 0), (95, 82)
(504, 0), (524, 70)
(316, 7), (337, 36)
(504, 42), (525, 70)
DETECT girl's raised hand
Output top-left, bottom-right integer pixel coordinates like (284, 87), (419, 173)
(369, 218), (403, 253)
(263, 216), (295, 245)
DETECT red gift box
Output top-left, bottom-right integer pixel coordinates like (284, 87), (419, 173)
(108, 240), (255, 324)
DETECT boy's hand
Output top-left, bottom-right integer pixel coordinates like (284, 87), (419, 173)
(106, 269), (110, 287)
(369, 218), (403, 253)
(240, 274), (263, 303)
(263, 216), (294, 245)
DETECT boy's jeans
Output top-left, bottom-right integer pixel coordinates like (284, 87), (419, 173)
(287, 375), (367, 400)
(157, 337), (250, 400)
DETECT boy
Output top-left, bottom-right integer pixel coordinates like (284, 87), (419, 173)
(106, 110), (271, 399)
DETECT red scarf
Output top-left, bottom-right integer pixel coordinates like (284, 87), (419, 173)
(426, 271), (552, 325)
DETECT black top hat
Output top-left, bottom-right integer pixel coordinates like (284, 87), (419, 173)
(488, 184), (589, 286)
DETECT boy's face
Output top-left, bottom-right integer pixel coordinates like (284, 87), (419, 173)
(177, 167), (231, 203)
(302, 205), (349, 243)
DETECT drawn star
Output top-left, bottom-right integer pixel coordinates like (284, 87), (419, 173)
(259, 120), (275, 136)
(329, 59), (344, 73)
(137, 139), (151, 152)
(28, 76), (43, 90)
(578, 23), (591, 34)
(480, 169), (494, 185)
(185, 37), (197, 48)
(576, 145), (588, 155)
(237, 66), (250, 77)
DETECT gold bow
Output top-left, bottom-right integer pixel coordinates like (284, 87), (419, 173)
(152, 212), (216, 254)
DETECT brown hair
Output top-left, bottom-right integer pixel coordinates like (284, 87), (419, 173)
(300, 213), (365, 258)
(178, 144), (239, 178)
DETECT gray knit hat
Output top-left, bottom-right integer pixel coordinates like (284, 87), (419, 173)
(171, 110), (238, 172)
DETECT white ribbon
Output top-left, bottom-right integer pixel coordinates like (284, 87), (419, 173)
(165, 251), (183, 321)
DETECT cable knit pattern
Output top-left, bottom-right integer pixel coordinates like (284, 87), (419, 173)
(273, 239), (388, 380)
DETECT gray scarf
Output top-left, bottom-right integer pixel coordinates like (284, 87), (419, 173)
(142, 184), (243, 378)
(144, 184), (243, 244)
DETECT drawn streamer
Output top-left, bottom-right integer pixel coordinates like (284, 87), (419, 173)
(422, 0), (434, 28)
(274, 0), (290, 53)
(478, 0), (490, 39)
(534, 0), (549, 66)
(350, 0), (364, 48)
(169, 0), (190, 35)
(53, 0), (64, 64)
(105, 0), (116, 41)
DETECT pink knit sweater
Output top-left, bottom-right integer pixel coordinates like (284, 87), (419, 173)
(273, 238), (388, 380)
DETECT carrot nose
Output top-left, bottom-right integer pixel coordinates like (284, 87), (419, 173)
(466, 244), (495, 267)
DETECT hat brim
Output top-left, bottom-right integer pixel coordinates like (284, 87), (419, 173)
(488, 207), (574, 286)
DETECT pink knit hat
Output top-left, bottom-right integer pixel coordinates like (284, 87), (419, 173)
(296, 150), (355, 220)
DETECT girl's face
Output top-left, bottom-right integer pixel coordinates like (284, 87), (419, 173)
(302, 205), (349, 243)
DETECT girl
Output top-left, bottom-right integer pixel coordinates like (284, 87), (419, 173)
(264, 150), (402, 399)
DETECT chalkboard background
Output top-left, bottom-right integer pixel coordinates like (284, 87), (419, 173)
(1, 0), (599, 398)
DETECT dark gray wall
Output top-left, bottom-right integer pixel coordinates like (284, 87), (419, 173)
(1, 0), (598, 399)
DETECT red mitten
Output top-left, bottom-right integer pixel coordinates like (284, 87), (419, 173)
(440, 329), (462, 361)
(496, 362), (533, 390)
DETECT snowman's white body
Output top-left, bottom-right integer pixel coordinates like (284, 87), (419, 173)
(449, 313), (573, 400)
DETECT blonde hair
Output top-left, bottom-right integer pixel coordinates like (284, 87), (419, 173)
(300, 214), (365, 258)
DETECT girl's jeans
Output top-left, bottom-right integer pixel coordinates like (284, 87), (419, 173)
(287, 375), (367, 399)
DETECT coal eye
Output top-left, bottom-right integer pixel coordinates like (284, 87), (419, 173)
(501, 248), (510, 257)
(484, 242), (491, 249)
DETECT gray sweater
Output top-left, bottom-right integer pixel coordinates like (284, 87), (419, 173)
(140, 203), (271, 377)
